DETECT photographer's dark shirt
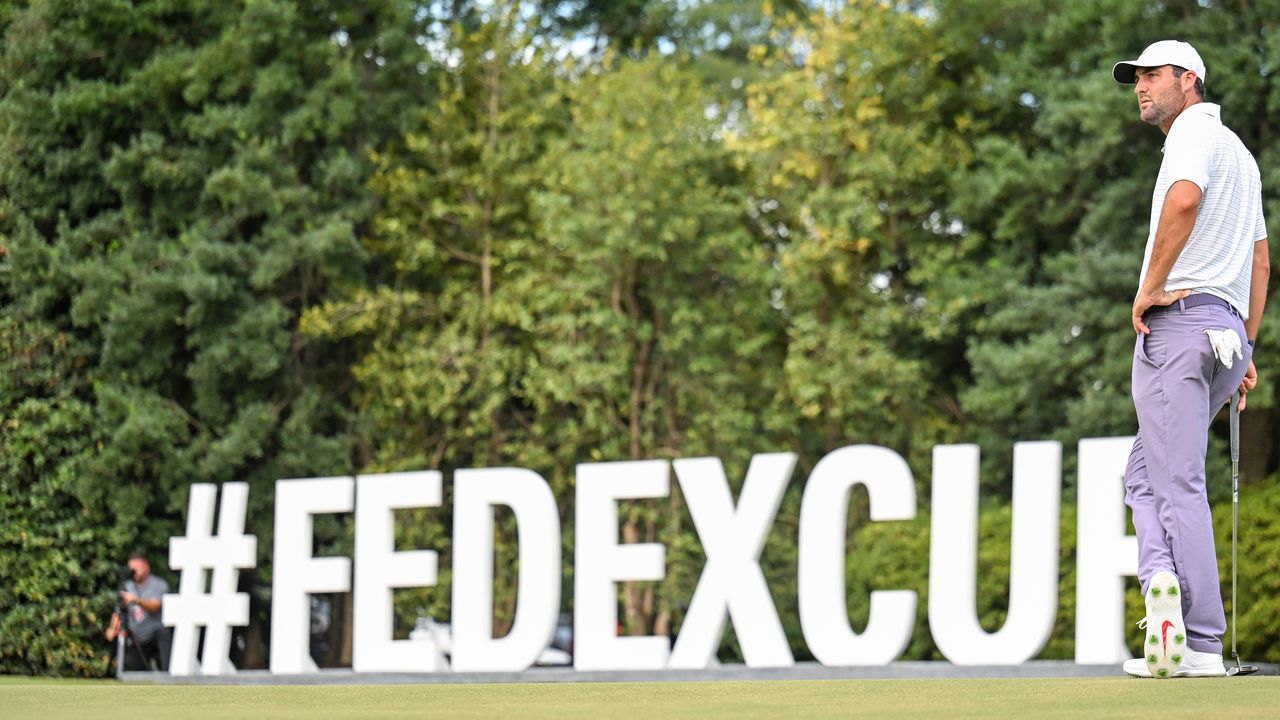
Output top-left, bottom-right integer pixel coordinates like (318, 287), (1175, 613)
(125, 575), (169, 643)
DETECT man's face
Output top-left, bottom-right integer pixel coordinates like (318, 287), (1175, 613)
(1133, 65), (1187, 127)
(128, 557), (149, 582)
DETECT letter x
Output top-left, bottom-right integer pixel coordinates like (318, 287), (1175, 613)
(668, 453), (796, 668)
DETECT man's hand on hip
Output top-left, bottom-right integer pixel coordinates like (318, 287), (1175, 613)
(1132, 287), (1193, 334)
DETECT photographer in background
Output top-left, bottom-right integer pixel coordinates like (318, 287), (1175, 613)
(105, 552), (172, 671)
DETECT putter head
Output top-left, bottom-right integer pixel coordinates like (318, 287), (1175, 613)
(1227, 664), (1260, 676)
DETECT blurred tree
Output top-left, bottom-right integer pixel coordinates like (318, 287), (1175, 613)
(308, 17), (782, 636)
(531, 54), (782, 639)
(6, 0), (1280, 675)
(933, 0), (1280, 496)
(732, 0), (970, 479)
(303, 5), (567, 632)
(536, 0), (674, 53)
(0, 314), (113, 676)
(0, 0), (427, 674)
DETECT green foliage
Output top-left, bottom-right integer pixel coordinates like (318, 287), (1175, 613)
(0, 0), (425, 675)
(840, 499), (1081, 662)
(5, 0), (1280, 675)
(1212, 479), (1280, 663)
(732, 1), (973, 479)
(939, 0), (1280, 488)
(0, 317), (117, 676)
(303, 9), (569, 630)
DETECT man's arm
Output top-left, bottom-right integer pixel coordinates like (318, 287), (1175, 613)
(1238, 238), (1269, 411)
(120, 591), (162, 614)
(1245, 239), (1269, 341)
(1133, 180), (1202, 334)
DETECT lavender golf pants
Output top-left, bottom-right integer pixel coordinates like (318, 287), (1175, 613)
(1123, 300), (1250, 655)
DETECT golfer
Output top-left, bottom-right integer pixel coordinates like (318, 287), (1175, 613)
(1112, 40), (1268, 678)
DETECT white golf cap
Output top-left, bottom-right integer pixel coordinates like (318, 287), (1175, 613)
(1113, 40), (1206, 84)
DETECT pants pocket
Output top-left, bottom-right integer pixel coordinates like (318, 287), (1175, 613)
(1136, 330), (1167, 368)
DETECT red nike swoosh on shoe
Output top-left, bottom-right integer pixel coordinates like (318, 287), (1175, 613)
(1162, 619), (1174, 656)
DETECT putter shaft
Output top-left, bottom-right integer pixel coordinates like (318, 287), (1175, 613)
(1228, 394), (1254, 675)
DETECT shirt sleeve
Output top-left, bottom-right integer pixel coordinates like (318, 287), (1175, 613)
(1163, 120), (1213, 193)
(143, 577), (170, 598)
(1255, 196), (1268, 242)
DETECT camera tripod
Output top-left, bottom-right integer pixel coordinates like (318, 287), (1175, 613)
(112, 572), (157, 678)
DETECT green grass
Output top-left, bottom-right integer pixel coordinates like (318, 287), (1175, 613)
(2, 676), (1278, 719)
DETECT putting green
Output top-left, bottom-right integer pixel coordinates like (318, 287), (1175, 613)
(3, 676), (1277, 719)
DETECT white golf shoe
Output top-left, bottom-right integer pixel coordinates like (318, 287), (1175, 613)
(1140, 570), (1186, 679)
(1123, 648), (1227, 678)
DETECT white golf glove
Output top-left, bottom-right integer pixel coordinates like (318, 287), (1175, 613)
(1205, 328), (1243, 369)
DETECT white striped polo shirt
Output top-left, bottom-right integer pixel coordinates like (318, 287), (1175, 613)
(1138, 102), (1267, 319)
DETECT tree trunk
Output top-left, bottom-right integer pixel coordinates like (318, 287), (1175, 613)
(621, 515), (650, 635)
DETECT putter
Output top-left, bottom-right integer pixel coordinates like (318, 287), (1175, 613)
(1226, 393), (1259, 676)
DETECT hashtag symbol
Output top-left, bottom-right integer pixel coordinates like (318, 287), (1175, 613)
(163, 482), (257, 675)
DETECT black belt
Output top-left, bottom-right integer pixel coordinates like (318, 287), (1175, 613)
(1145, 293), (1240, 318)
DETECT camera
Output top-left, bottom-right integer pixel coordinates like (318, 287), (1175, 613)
(117, 566), (135, 586)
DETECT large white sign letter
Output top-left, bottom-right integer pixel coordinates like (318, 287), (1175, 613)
(270, 476), (354, 674)
(451, 468), (561, 672)
(668, 453), (796, 669)
(798, 445), (917, 665)
(353, 471), (445, 672)
(166, 483), (256, 676)
(573, 460), (670, 671)
(928, 442), (1062, 664)
(1075, 436), (1139, 663)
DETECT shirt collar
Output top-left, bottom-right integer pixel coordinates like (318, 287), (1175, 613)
(1163, 102), (1221, 150)
(1182, 102), (1220, 122)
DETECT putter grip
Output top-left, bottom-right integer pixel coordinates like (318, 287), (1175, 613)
(1230, 393), (1240, 463)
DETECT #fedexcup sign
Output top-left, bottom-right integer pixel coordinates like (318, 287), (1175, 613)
(160, 437), (1139, 676)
